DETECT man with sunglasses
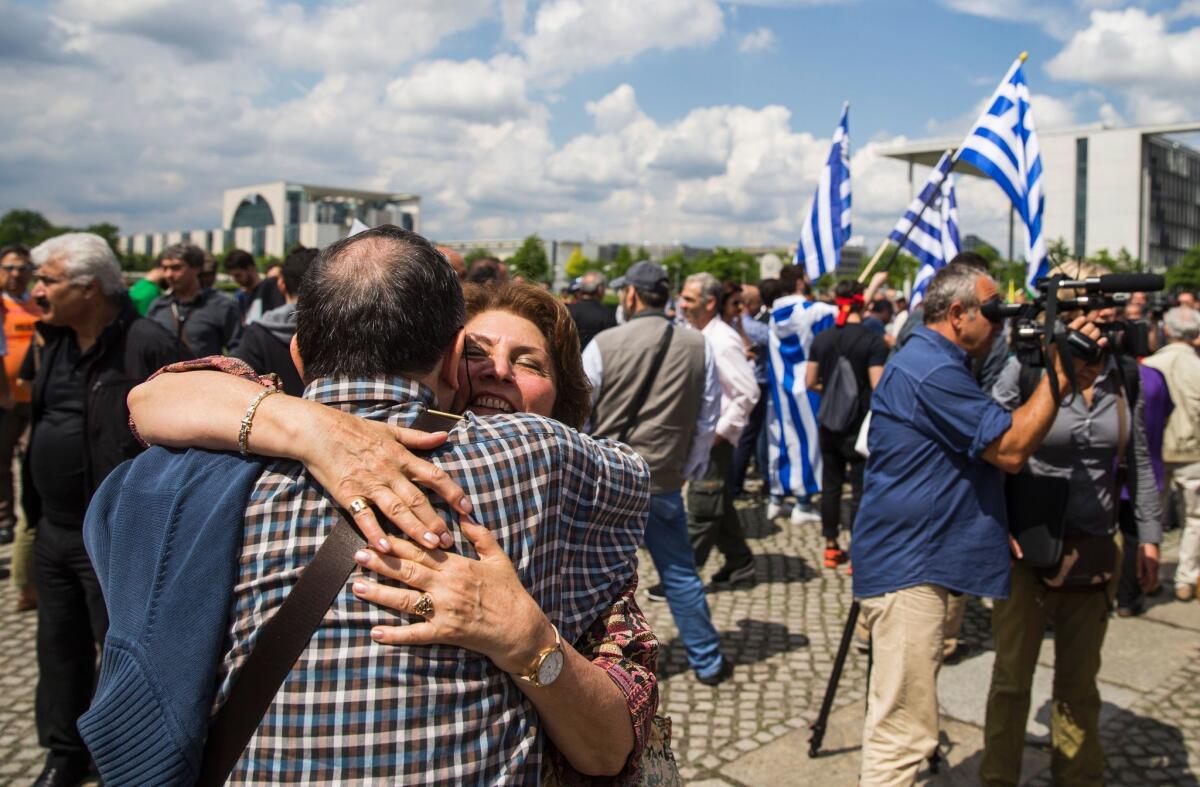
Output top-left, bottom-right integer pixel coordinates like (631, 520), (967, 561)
(849, 262), (1105, 786)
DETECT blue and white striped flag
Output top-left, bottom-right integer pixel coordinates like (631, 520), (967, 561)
(766, 294), (838, 499)
(888, 151), (960, 308)
(795, 103), (851, 282)
(955, 55), (1047, 290)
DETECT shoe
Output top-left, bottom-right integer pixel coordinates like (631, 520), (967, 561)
(0, 525), (12, 545)
(696, 657), (735, 686)
(790, 503), (820, 525)
(854, 633), (871, 654)
(1176, 584), (1196, 602)
(710, 559), (756, 587)
(766, 501), (786, 520)
(823, 547), (848, 569)
(33, 756), (91, 787)
(646, 583), (667, 602)
(846, 560), (853, 576)
(942, 642), (970, 665)
(1116, 606), (1142, 618)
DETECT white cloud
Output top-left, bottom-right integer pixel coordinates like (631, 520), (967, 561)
(738, 27), (778, 53)
(386, 58), (533, 122)
(1046, 8), (1200, 123)
(518, 0), (725, 85)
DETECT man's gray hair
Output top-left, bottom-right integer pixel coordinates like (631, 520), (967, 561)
(578, 270), (606, 296)
(685, 272), (722, 304)
(31, 233), (126, 298)
(922, 262), (986, 324)
(1163, 306), (1200, 342)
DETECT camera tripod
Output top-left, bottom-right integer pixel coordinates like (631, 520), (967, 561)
(807, 600), (942, 774)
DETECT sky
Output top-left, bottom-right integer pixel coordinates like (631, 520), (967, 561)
(2, 0), (1199, 252)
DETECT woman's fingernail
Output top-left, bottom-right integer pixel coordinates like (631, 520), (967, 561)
(371, 628), (384, 641)
(423, 531), (440, 547)
(377, 538), (391, 552)
(352, 581), (367, 594)
(354, 550), (371, 564)
(459, 496), (473, 514)
(440, 532), (454, 549)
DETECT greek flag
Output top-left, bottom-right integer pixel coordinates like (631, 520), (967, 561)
(795, 103), (851, 282)
(888, 151), (960, 308)
(767, 294), (838, 499)
(956, 55), (1047, 290)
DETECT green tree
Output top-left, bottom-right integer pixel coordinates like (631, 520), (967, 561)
(1166, 244), (1200, 293)
(1047, 237), (1072, 269)
(564, 247), (592, 279)
(606, 245), (634, 280)
(0, 209), (61, 247)
(85, 222), (122, 254)
(507, 234), (550, 282)
(692, 247), (759, 284)
(880, 248), (921, 290)
(1086, 247), (1140, 274)
(634, 246), (651, 262)
(660, 251), (689, 291)
(464, 247), (492, 266)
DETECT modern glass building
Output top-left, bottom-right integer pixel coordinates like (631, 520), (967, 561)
(879, 121), (1200, 272)
(121, 182), (420, 258)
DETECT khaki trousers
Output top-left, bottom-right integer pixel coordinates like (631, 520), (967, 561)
(858, 584), (949, 787)
(981, 562), (1111, 786)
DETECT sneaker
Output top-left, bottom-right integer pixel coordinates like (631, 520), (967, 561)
(823, 547), (848, 569)
(1116, 605), (1142, 618)
(710, 559), (756, 587)
(696, 657), (735, 686)
(1176, 584), (1196, 602)
(0, 525), (12, 545)
(646, 583), (667, 602)
(790, 503), (821, 525)
(32, 756), (91, 787)
(766, 501), (786, 520)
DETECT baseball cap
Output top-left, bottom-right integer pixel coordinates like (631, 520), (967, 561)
(611, 261), (669, 295)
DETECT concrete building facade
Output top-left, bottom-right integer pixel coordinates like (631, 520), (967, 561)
(120, 182), (420, 259)
(880, 121), (1200, 272)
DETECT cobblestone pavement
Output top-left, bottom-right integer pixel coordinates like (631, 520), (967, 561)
(1, 486), (1196, 786)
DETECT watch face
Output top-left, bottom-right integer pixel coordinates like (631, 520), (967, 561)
(537, 649), (565, 686)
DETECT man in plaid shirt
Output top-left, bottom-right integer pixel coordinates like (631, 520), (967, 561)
(216, 227), (652, 783)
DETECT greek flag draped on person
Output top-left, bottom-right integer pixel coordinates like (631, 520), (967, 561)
(889, 151), (960, 308)
(795, 103), (851, 282)
(955, 54), (1047, 290)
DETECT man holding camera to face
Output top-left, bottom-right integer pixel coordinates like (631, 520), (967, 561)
(850, 262), (1106, 786)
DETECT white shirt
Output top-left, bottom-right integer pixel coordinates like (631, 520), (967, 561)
(581, 326), (721, 482)
(701, 317), (760, 445)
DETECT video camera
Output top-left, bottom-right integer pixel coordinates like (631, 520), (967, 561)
(981, 272), (1164, 368)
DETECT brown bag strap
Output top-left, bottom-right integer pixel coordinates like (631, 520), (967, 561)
(196, 406), (461, 787)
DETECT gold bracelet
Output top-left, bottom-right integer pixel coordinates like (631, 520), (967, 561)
(238, 388), (280, 456)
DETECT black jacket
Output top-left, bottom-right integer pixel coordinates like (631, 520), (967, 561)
(567, 299), (617, 351)
(231, 303), (303, 396)
(25, 298), (191, 525)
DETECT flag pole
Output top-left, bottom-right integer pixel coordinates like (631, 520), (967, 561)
(856, 240), (891, 283)
(872, 51), (1029, 278)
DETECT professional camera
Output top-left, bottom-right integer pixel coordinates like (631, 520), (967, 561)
(982, 272), (1165, 369)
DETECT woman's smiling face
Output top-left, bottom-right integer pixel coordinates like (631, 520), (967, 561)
(455, 309), (558, 418)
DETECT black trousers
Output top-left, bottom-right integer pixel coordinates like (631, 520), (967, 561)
(688, 440), (753, 570)
(34, 518), (108, 761)
(730, 384), (769, 495)
(819, 425), (865, 542)
(1116, 499), (1143, 611)
(0, 403), (31, 529)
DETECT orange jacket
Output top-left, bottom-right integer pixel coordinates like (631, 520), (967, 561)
(4, 294), (42, 403)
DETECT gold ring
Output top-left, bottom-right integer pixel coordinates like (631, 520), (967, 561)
(413, 593), (434, 617)
(349, 498), (369, 515)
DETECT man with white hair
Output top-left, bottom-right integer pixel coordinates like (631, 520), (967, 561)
(1144, 305), (1200, 602)
(25, 233), (188, 787)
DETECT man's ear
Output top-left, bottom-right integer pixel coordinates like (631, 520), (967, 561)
(437, 327), (465, 394)
(290, 334), (309, 384)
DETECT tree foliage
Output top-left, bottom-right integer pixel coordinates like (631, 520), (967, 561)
(606, 245), (634, 280)
(564, 247), (593, 279)
(1086, 247), (1140, 273)
(507, 234), (550, 282)
(464, 247), (493, 266)
(1166, 244), (1200, 293)
(0, 209), (122, 258)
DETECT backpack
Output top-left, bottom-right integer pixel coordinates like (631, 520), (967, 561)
(816, 330), (863, 432)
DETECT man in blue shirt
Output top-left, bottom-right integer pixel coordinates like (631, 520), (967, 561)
(850, 262), (1104, 786)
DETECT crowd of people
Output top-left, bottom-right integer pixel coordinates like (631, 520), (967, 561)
(0, 227), (1197, 786)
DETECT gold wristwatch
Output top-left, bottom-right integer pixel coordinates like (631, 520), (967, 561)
(516, 623), (564, 688)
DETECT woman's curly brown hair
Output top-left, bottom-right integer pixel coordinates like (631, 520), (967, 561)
(462, 282), (592, 430)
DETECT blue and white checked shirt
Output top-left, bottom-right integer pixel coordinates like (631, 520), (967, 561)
(214, 376), (650, 785)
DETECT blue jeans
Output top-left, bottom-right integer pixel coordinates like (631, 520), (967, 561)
(644, 491), (724, 678)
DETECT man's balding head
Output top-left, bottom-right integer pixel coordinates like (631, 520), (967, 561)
(296, 225), (465, 379)
(577, 271), (606, 300)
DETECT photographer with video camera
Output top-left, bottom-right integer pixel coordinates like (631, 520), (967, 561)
(850, 262), (1106, 787)
(980, 263), (1163, 786)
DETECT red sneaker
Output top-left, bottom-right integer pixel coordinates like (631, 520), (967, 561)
(823, 547), (847, 569)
